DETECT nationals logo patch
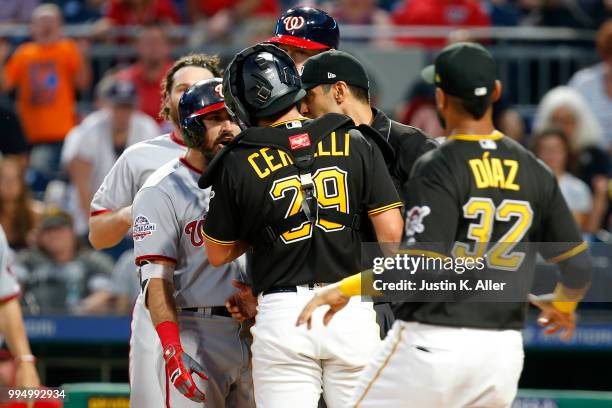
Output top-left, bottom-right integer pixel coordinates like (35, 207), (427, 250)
(404, 205), (431, 240)
(132, 215), (156, 241)
(289, 133), (311, 150)
(283, 16), (305, 31)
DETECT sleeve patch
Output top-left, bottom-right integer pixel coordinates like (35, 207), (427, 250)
(132, 215), (157, 241)
(404, 205), (431, 240)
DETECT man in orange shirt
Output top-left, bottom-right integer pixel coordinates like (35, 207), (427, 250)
(1, 4), (90, 147)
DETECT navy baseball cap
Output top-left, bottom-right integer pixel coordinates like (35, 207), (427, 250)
(422, 42), (497, 101)
(301, 50), (369, 91)
(266, 7), (339, 50)
(106, 79), (138, 105)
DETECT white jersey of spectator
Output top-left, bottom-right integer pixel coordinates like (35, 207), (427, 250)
(569, 63), (612, 149)
(558, 173), (593, 214)
(133, 158), (240, 307)
(91, 132), (187, 215)
(61, 108), (161, 195)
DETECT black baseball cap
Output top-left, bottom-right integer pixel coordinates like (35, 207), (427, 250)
(106, 79), (137, 105)
(300, 50), (369, 91)
(421, 42), (497, 100)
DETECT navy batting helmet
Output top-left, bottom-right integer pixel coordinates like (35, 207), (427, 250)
(223, 43), (305, 128)
(178, 78), (225, 147)
(266, 7), (339, 50)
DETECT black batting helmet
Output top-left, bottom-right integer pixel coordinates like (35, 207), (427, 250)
(178, 78), (225, 147)
(266, 7), (339, 50)
(223, 43), (305, 128)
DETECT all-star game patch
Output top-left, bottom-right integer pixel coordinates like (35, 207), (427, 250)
(132, 215), (156, 241)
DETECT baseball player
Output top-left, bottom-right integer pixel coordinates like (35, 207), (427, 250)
(266, 6), (339, 69)
(0, 225), (40, 388)
(297, 43), (592, 408)
(199, 44), (403, 408)
(133, 78), (253, 407)
(87, 54), (222, 407)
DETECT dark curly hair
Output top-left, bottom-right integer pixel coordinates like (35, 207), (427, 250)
(159, 54), (223, 120)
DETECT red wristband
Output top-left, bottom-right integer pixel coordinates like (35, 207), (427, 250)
(155, 321), (181, 350)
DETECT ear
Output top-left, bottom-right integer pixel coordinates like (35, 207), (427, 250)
(333, 81), (349, 105)
(492, 80), (502, 103)
(435, 87), (446, 111)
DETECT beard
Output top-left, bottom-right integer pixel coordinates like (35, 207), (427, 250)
(169, 103), (180, 129)
(200, 128), (236, 164)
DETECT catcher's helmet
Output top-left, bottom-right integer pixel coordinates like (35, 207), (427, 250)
(223, 43), (306, 128)
(179, 78), (225, 147)
(266, 7), (339, 50)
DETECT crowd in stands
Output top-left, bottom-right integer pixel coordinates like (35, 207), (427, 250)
(0, 2), (610, 317)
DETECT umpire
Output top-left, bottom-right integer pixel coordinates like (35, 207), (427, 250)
(298, 50), (437, 337)
(200, 44), (403, 408)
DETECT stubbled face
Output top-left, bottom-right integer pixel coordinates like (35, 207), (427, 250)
(277, 44), (322, 70)
(167, 66), (214, 128)
(299, 85), (341, 118)
(200, 109), (240, 161)
(536, 135), (567, 174)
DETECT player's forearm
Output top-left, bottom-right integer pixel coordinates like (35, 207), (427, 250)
(370, 208), (403, 256)
(0, 298), (34, 358)
(147, 278), (178, 327)
(88, 206), (132, 249)
(204, 240), (249, 266)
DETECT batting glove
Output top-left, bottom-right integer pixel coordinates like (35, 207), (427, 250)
(156, 321), (208, 403)
(163, 343), (208, 402)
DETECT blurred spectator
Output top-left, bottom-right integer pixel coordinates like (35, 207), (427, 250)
(483, 0), (520, 26)
(187, 0), (278, 44)
(0, 102), (29, 159)
(101, 0), (179, 26)
(1, 4), (91, 179)
(116, 23), (172, 124)
(533, 85), (611, 233)
(531, 129), (592, 232)
(0, 0), (40, 23)
(569, 19), (612, 151)
(328, 0), (392, 46)
(391, 0), (491, 48)
(397, 80), (445, 138)
(517, 0), (602, 28)
(109, 249), (139, 314)
(61, 79), (160, 225)
(53, 0), (104, 23)
(398, 70), (524, 142)
(0, 156), (43, 250)
(16, 208), (113, 315)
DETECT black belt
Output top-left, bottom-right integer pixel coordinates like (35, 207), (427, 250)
(181, 306), (232, 318)
(262, 283), (325, 296)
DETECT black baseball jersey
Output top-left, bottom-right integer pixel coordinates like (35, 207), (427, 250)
(203, 115), (402, 295)
(395, 131), (591, 330)
(371, 108), (437, 194)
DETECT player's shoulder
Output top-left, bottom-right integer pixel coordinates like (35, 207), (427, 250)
(568, 63), (601, 87)
(122, 133), (183, 156)
(140, 158), (182, 191)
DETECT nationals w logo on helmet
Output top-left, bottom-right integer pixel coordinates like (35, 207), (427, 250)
(283, 16), (305, 31)
(214, 84), (224, 98)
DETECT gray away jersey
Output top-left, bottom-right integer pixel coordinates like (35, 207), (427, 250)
(0, 226), (19, 302)
(90, 132), (187, 216)
(132, 158), (240, 307)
